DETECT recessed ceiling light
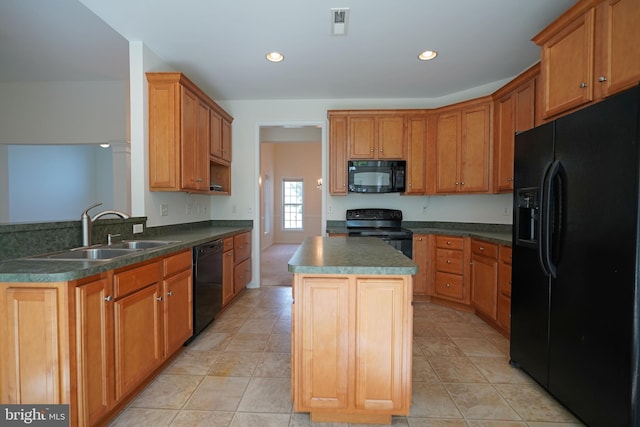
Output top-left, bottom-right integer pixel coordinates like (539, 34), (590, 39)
(418, 50), (438, 61)
(265, 52), (284, 63)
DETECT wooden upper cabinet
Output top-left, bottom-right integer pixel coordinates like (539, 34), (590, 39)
(329, 115), (348, 195)
(600, 0), (640, 97)
(493, 65), (538, 192)
(534, 0), (640, 119)
(405, 114), (428, 194)
(429, 98), (492, 194)
(210, 109), (232, 163)
(348, 114), (405, 160)
(147, 72), (233, 194)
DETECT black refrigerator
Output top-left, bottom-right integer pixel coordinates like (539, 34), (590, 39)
(511, 85), (640, 427)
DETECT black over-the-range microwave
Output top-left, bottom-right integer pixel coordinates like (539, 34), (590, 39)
(347, 160), (406, 193)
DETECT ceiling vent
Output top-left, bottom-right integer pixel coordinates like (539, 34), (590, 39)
(330, 8), (350, 36)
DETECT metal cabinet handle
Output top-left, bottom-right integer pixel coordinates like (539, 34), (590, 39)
(104, 295), (113, 302)
(167, 291), (174, 296)
(479, 247), (485, 251)
(446, 241), (452, 245)
(460, 182), (465, 185)
(156, 296), (163, 302)
(445, 283), (451, 288)
(579, 82), (588, 88)
(446, 259), (452, 264)
(598, 76), (608, 82)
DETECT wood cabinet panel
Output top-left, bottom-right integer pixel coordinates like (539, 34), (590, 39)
(292, 274), (412, 423)
(329, 115), (348, 195)
(2, 286), (64, 404)
(234, 258), (252, 294)
(412, 234), (432, 296)
(377, 116), (405, 159)
(433, 112), (460, 193)
(470, 241), (499, 320)
(164, 269), (193, 355)
(405, 115), (427, 194)
(113, 261), (162, 299)
(497, 246), (513, 335)
(222, 248), (235, 306)
(349, 116), (376, 159)
(435, 236), (464, 250)
(435, 248), (464, 274)
(434, 272), (464, 300)
(296, 276), (352, 410)
(76, 277), (114, 426)
(113, 283), (164, 401)
(460, 103), (492, 192)
(234, 231), (251, 263)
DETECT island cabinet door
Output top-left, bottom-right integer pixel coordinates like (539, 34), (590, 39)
(355, 277), (412, 412)
(294, 276), (353, 410)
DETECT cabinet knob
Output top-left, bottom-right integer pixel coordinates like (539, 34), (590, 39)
(446, 241), (451, 245)
(455, 182), (459, 185)
(167, 290), (174, 296)
(156, 296), (163, 302)
(460, 182), (465, 186)
(104, 295), (113, 302)
(446, 259), (452, 264)
(579, 82), (588, 88)
(598, 76), (608, 82)
(479, 247), (485, 251)
(445, 283), (451, 288)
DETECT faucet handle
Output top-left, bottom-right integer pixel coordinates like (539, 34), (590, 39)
(82, 202), (103, 217)
(107, 233), (121, 245)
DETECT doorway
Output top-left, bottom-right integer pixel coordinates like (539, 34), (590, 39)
(258, 124), (325, 286)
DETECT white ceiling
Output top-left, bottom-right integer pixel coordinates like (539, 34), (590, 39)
(0, 0), (576, 101)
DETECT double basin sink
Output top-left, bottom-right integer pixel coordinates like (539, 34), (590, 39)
(25, 240), (180, 262)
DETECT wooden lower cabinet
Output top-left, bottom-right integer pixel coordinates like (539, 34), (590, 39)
(433, 236), (470, 307)
(0, 249), (194, 426)
(496, 246), (513, 336)
(234, 258), (251, 294)
(292, 274), (413, 424)
(470, 240), (499, 320)
(222, 238), (235, 306)
(412, 234), (432, 297)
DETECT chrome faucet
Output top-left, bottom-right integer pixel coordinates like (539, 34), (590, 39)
(81, 202), (130, 246)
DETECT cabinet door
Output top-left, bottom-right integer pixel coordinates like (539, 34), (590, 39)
(600, 0), (640, 97)
(1, 286), (65, 404)
(540, 7), (595, 118)
(329, 115), (348, 195)
(76, 278), (114, 426)
(349, 116), (376, 159)
(210, 109), (223, 159)
(434, 112), (461, 193)
(113, 284), (164, 401)
(405, 115), (427, 194)
(355, 277), (410, 411)
(195, 100), (210, 191)
(295, 276), (352, 410)
(222, 249), (235, 306)
(221, 118), (232, 162)
(180, 87), (199, 190)
(234, 231), (251, 263)
(412, 234), (430, 295)
(164, 269), (193, 355)
(234, 258), (251, 294)
(494, 94), (515, 192)
(377, 115), (405, 159)
(470, 242), (499, 320)
(460, 103), (491, 193)
(148, 80), (180, 190)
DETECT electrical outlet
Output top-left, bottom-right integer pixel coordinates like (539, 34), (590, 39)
(161, 204), (169, 216)
(133, 224), (144, 234)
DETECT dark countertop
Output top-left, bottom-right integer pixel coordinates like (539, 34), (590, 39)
(326, 222), (512, 246)
(0, 226), (251, 283)
(288, 236), (418, 276)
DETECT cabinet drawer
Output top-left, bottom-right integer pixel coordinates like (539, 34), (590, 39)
(234, 232), (251, 263)
(471, 240), (498, 259)
(434, 272), (463, 300)
(435, 236), (463, 250)
(436, 248), (464, 274)
(163, 250), (192, 277)
(223, 237), (234, 252)
(114, 261), (162, 299)
(498, 263), (512, 297)
(499, 246), (512, 265)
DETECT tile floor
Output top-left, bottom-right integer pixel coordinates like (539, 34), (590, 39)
(108, 286), (584, 427)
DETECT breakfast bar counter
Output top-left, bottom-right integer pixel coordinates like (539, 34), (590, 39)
(288, 237), (417, 424)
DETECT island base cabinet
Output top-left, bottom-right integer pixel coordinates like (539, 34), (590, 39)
(292, 274), (413, 424)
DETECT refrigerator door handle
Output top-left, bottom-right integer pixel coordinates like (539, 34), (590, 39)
(541, 160), (562, 279)
(538, 161), (553, 277)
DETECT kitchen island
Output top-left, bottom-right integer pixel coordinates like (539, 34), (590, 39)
(288, 236), (417, 424)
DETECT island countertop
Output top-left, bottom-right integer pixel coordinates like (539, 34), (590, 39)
(288, 236), (418, 276)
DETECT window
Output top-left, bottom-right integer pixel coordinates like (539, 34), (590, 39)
(283, 179), (303, 229)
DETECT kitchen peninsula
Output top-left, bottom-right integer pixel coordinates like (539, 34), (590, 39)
(288, 236), (417, 424)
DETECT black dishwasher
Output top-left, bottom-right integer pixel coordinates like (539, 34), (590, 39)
(190, 240), (223, 341)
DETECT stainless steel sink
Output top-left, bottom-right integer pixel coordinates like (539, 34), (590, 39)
(109, 240), (179, 250)
(27, 247), (141, 261)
